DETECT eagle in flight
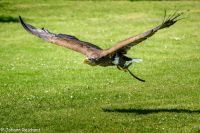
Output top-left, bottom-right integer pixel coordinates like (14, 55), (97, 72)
(19, 11), (182, 82)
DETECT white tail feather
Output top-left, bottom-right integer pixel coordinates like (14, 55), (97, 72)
(130, 58), (143, 63)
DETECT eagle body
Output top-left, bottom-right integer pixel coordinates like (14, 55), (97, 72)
(84, 53), (133, 68)
(19, 11), (182, 82)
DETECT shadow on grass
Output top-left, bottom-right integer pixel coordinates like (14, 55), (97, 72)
(0, 16), (18, 23)
(102, 108), (200, 114)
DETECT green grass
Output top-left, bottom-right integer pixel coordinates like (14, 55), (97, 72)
(0, 0), (200, 132)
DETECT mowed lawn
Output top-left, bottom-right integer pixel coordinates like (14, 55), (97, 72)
(0, 0), (200, 132)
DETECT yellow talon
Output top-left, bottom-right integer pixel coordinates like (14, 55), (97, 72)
(123, 68), (128, 72)
(117, 66), (128, 72)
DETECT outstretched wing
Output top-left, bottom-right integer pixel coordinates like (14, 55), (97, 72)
(19, 16), (102, 58)
(101, 11), (183, 56)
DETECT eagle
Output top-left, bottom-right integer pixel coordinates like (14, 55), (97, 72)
(19, 11), (183, 82)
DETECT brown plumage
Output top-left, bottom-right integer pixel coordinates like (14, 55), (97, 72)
(19, 11), (183, 82)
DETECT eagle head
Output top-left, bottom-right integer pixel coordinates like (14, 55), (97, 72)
(83, 58), (97, 66)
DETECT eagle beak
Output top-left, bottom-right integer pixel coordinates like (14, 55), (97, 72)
(83, 59), (89, 64)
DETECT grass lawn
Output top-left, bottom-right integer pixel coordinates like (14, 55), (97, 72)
(0, 0), (200, 132)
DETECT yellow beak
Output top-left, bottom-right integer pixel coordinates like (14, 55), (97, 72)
(83, 59), (89, 64)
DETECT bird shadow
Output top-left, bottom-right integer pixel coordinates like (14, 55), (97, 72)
(102, 108), (200, 114)
(0, 16), (19, 23)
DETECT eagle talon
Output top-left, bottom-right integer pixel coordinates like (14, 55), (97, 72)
(117, 66), (128, 72)
(123, 68), (128, 72)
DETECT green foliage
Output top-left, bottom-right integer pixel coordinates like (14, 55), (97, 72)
(0, 0), (200, 132)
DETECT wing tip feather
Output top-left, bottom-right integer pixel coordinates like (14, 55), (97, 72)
(19, 16), (33, 33)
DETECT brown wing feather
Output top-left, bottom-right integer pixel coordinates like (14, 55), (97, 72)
(101, 11), (183, 56)
(19, 16), (102, 58)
